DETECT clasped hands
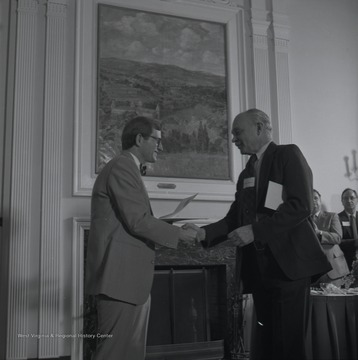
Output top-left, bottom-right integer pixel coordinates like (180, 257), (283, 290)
(179, 223), (206, 244)
(179, 223), (254, 248)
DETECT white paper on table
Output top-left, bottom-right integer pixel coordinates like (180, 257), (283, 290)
(159, 193), (198, 220)
(264, 181), (283, 210)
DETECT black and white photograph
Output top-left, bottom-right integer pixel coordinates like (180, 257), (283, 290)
(0, 0), (358, 360)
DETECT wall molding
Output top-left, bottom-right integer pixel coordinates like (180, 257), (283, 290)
(160, 0), (245, 9)
(272, 12), (292, 144)
(73, 0), (246, 200)
(38, 0), (68, 357)
(6, 1), (39, 358)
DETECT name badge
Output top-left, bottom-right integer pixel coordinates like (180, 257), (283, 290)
(244, 177), (255, 188)
(342, 221), (350, 227)
(264, 181), (283, 210)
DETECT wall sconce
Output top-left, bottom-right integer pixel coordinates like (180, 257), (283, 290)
(344, 150), (358, 180)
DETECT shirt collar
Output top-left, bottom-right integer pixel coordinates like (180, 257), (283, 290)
(345, 211), (356, 218)
(255, 141), (272, 160)
(129, 152), (141, 170)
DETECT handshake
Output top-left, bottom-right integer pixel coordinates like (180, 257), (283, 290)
(178, 223), (255, 248)
(178, 223), (206, 244)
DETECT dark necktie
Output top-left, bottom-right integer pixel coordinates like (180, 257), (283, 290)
(241, 154), (257, 226)
(140, 164), (147, 176)
(350, 215), (358, 239)
(246, 154), (257, 177)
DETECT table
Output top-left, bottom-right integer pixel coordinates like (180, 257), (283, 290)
(306, 294), (358, 360)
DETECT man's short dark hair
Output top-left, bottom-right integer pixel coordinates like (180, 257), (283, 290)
(341, 188), (358, 200)
(121, 116), (161, 150)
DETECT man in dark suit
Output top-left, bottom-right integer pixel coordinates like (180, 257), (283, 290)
(338, 188), (358, 270)
(185, 109), (330, 360)
(311, 189), (348, 284)
(86, 116), (197, 360)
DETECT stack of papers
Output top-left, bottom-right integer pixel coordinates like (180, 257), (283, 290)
(159, 193), (203, 223)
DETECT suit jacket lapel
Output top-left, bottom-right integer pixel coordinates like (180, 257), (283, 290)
(257, 142), (277, 209)
(352, 211), (358, 237)
(315, 213), (324, 229)
(341, 212), (353, 238)
(347, 213), (354, 238)
(316, 212), (327, 229)
(122, 151), (153, 212)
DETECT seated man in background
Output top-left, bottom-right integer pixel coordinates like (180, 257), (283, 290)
(311, 189), (349, 286)
(338, 188), (358, 270)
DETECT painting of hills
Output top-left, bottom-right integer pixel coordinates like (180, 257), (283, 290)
(96, 4), (230, 180)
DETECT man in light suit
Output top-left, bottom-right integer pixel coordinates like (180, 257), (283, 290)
(185, 109), (330, 360)
(338, 188), (358, 270)
(311, 189), (348, 284)
(86, 116), (197, 360)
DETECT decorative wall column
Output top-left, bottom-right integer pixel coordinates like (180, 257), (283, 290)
(6, 0), (39, 358)
(272, 12), (292, 144)
(251, 8), (271, 117)
(38, 0), (67, 357)
(249, 0), (293, 145)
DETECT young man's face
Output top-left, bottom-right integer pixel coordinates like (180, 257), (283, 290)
(140, 129), (163, 163)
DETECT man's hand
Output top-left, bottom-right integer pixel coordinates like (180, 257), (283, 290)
(178, 226), (200, 244)
(182, 223), (206, 241)
(228, 224), (254, 247)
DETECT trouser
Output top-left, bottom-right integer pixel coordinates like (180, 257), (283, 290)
(92, 294), (151, 360)
(246, 246), (311, 360)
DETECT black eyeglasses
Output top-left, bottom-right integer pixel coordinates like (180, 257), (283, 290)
(149, 135), (162, 147)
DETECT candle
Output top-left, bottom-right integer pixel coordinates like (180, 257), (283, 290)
(344, 156), (350, 177)
(352, 150), (357, 172)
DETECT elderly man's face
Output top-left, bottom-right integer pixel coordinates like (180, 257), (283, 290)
(231, 116), (260, 155)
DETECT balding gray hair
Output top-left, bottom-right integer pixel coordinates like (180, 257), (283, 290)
(235, 109), (273, 143)
(242, 108), (272, 131)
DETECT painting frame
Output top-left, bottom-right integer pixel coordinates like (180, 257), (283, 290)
(74, 0), (246, 200)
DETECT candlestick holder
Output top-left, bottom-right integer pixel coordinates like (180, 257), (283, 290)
(344, 150), (358, 181)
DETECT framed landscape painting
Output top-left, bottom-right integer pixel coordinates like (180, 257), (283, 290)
(97, 4), (229, 180)
(74, 0), (244, 200)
